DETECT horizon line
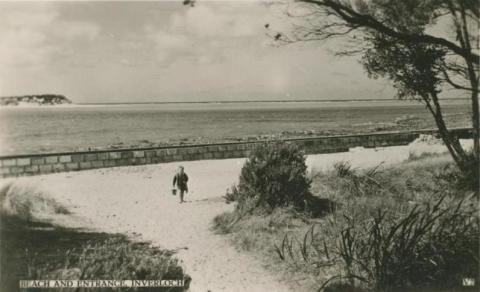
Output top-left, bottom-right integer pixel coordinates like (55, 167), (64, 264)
(77, 97), (469, 105)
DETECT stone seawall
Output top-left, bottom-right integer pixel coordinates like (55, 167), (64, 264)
(0, 128), (473, 178)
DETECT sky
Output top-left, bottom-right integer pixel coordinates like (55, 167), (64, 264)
(0, 0), (400, 103)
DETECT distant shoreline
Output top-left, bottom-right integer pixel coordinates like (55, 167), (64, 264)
(0, 94), (72, 107)
(77, 98), (469, 106)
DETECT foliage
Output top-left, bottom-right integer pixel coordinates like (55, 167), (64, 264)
(276, 196), (479, 292)
(224, 185), (241, 204)
(0, 94), (71, 106)
(233, 142), (312, 213)
(0, 182), (69, 221)
(216, 154), (478, 292)
(333, 196), (479, 291)
(0, 183), (189, 292)
(27, 238), (189, 292)
(275, 156), (480, 292)
(268, 0), (479, 180)
(328, 161), (387, 198)
(361, 39), (445, 100)
(77, 239), (181, 280)
(212, 211), (237, 234)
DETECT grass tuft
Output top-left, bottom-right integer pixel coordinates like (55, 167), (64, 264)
(0, 182), (69, 221)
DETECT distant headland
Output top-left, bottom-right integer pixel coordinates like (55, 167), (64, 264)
(0, 94), (72, 107)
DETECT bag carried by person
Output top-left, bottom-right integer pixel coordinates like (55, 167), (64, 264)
(172, 189), (177, 195)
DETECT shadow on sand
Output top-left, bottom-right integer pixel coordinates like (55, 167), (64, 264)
(0, 215), (189, 292)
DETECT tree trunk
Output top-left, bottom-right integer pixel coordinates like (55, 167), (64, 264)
(470, 87), (479, 194)
(431, 92), (468, 160)
(466, 70), (479, 193)
(423, 93), (468, 172)
(463, 48), (479, 192)
(458, 1), (479, 193)
(470, 87), (479, 162)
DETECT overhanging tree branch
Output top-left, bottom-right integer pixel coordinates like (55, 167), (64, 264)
(441, 68), (474, 91)
(299, 0), (480, 64)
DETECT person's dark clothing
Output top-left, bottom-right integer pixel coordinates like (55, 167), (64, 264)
(173, 172), (189, 191)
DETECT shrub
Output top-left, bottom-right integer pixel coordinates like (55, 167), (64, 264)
(234, 142), (311, 213)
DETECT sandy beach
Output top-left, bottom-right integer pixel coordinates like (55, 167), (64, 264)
(1, 139), (470, 292)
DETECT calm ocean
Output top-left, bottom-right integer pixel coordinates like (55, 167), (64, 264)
(0, 100), (469, 156)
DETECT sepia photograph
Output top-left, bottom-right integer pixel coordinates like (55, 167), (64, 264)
(0, 0), (478, 292)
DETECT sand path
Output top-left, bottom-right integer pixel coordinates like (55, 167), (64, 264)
(4, 140), (467, 292)
(12, 159), (295, 292)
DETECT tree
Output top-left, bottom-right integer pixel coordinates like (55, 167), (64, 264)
(268, 0), (478, 180)
(183, 0), (478, 184)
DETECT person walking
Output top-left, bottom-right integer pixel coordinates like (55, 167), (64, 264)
(173, 166), (189, 203)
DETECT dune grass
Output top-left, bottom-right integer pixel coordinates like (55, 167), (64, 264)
(0, 182), (190, 292)
(213, 153), (479, 292)
(0, 182), (69, 221)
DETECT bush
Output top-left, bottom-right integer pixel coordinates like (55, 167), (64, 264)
(233, 142), (311, 213)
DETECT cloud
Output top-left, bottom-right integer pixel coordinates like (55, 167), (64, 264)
(171, 4), (260, 38)
(145, 26), (191, 62)
(56, 21), (100, 41)
(0, 3), (100, 68)
(0, 1), (394, 102)
(145, 2), (281, 66)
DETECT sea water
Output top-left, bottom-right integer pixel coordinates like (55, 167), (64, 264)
(0, 100), (469, 155)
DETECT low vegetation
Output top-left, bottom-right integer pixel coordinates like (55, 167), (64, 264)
(222, 143), (334, 230)
(0, 182), (69, 221)
(0, 182), (189, 292)
(25, 237), (190, 292)
(213, 143), (479, 292)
